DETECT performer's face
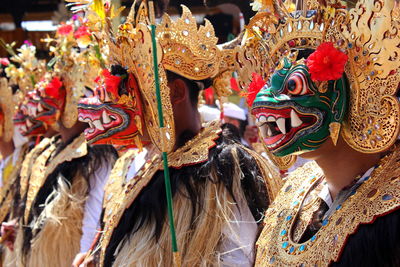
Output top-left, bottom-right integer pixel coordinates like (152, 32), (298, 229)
(251, 57), (348, 157)
(78, 69), (144, 148)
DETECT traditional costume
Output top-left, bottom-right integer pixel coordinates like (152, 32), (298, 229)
(75, 1), (282, 266)
(9, 18), (117, 267)
(236, 0), (400, 265)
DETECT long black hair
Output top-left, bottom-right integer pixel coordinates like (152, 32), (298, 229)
(103, 123), (269, 266)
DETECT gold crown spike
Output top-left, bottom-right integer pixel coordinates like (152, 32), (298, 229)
(239, 0), (400, 153)
(157, 6), (221, 80)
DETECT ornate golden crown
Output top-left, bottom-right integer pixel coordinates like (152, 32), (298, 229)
(4, 43), (47, 93)
(77, 0), (235, 152)
(43, 18), (104, 128)
(237, 0), (400, 153)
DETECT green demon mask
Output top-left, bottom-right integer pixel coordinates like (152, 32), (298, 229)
(251, 57), (349, 157)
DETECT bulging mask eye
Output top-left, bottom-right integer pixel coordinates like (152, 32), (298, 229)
(286, 72), (311, 96)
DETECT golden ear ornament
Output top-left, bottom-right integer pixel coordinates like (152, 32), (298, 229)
(60, 64), (86, 128)
(0, 78), (16, 142)
(329, 122), (341, 146)
(238, 0), (400, 154)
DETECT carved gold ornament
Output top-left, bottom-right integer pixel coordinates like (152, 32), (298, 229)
(23, 134), (87, 223)
(0, 78), (16, 142)
(256, 145), (400, 266)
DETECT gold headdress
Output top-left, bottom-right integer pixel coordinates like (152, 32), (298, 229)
(4, 43), (46, 93)
(43, 17), (104, 128)
(237, 0), (400, 153)
(0, 78), (16, 142)
(78, 0), (235, 152)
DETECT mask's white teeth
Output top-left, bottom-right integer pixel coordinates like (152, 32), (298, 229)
(21, 125), (27, 132)
(259, 124), (267, 139)
(104, 93), (111, 102)
(26, 120), (33, 127)
(276, 118), (286, 134)
(37, 103), (43, 112)
(88, 121), (95, 129)
(267, 116), (276, 122)
(93, 120), (105, 131)
(102, 111), (111, 124)
(290, 109), (303, 128)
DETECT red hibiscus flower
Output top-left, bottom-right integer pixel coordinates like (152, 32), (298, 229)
(74, 26), (90, 39)
(102, 69), (121, 98)
(242, 72), (266, 107)
(45, 77), (64, 102)
(57, 24), (73, 36)
(306, 42), (348, 82)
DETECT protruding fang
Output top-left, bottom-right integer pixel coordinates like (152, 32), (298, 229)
(102, 111), (111, 124)
(290, 109), (303, 128)
(93, 120), (105, 131)
(260, 124), (272, 138)
(267, 126), (272, 137)
(276, 118), (286, 134)
(88, 121), (95, 129)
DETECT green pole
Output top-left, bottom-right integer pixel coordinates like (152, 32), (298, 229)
(150, 17), (179, 258)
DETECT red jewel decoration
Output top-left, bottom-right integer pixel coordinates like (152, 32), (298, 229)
(242, 72), (266, 107)
(57, 24), (73, 36)
(306, 42), (348, 82)
(102, 69), (121, 98)
(288, 40), (296, 47)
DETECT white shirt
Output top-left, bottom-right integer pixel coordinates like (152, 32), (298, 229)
(218, 195), (258, 266)
(79, 162), (112, 253)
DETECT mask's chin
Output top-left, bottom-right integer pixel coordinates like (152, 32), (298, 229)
(252, 103), (319, 156)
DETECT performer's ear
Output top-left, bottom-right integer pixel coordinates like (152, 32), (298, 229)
(170, 78), (188, 105)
